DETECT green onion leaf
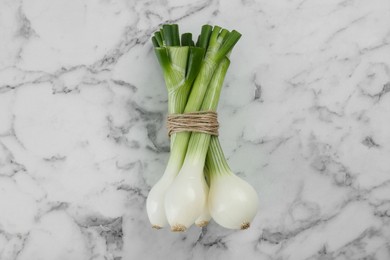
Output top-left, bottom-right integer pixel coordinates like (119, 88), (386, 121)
(152, 36), (159, 48)
(163, 24), (174, 46)
(154, 32), (163, 47)
(185, 47), (205, 82)
(215, 30), (241, 62)
(172, 24), (180, 46)
(198, 25), (212, 49)
(181, 33), (192, 47)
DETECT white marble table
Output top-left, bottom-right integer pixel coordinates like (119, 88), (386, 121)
(1, 0), (390, 259)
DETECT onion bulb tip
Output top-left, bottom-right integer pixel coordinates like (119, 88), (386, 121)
(171, 224), (187, 232)
(195, 221), (209, 227)
(240, 222), (250, 230)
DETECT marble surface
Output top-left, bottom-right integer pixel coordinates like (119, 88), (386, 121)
(1, 0), (390, 259)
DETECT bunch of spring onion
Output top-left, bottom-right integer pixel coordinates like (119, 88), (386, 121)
(146, 24), (258, 231)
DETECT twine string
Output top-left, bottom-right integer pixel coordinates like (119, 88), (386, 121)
(167, 111), (219, 137)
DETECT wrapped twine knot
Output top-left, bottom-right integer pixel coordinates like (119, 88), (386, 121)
(167, 111), (219, 137)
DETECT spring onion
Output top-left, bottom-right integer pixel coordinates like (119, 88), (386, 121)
(206, 137), (259, 229)
(146, 25), (204, 228)
(147, 24), (258, 231)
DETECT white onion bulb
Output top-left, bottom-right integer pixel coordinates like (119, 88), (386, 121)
(208, 172), (258, 229)
(146, 173), (175, 229)
(164, 163), (208, 231)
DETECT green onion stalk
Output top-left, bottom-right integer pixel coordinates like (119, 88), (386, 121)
(146, 24), (204, 229)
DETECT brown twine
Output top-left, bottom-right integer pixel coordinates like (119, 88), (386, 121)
(167, 111), (219, 137)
